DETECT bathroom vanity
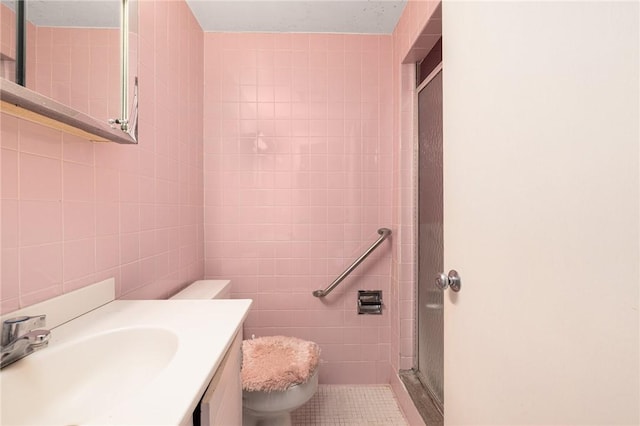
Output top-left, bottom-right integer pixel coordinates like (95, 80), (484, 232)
(0, 278), (251, 425)
(194, 330), (243, 426)
(172, 280), (244, 426)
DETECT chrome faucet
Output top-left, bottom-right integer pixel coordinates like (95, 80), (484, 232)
(1, 315), (51, 369)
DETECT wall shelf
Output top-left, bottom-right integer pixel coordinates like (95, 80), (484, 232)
(1, 79), (136, 144)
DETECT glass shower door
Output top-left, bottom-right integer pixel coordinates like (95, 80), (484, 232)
(417, 69), (444, 410)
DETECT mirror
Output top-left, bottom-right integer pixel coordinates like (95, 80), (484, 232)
(0, 0), (138, 143)
(122, 0), (138, 140)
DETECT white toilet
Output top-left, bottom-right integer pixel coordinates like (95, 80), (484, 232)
(171, 280), (320, 426)
(242, 369), (318, 426)
(241, 334), (320, 426)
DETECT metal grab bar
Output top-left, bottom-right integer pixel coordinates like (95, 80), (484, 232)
(312, 228), (392, 298)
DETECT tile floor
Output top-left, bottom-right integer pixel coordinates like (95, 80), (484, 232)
(291, 385), (409, 425)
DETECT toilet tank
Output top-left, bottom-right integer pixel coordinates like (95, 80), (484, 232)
(170, 280), (231, 300)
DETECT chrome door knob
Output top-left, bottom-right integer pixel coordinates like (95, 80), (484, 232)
(435, 273), (449, 290)
(435, 270), (461, 292)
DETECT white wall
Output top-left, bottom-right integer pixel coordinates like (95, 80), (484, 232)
(442, 1), (639, 424)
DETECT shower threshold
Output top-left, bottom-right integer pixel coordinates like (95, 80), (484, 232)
(399, 369), (443, 426)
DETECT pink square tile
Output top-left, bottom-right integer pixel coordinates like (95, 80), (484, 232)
(257, 103), (274, 120)
(93, 140), (133, 172)
(326, 34), (345, 51)
(237, 67), (257, 86)
(96, 235), (119, 272)
(119, 172), (140, 203)
(257, 86), (274, 103)
(63, 201), (95, 240)
(1, 199), (18, 249)
(120, 260), (141, 295)
(257, 67), (275, 86)
(140, 177), (155, 204)
(139, 230), (156, 259)
(2, 148), (18, 199)
(51, 82), (71, 107)
(95, 167), (119, 202)
(155, 228), (169, 252)
(344, 35), (363, 52)
(154, 251), (170, 279)
(96, 202), (119, 236)
(0, 114), (19, 149)
(327, 121), (345, 138)
(220, 82), (240, 102)
(120, 203), (140, 233)
(239, 85), (257, 103)
(63, 238), (95, 281)
(257, 50), (274, 69)
(1, 248), (19, 303)
(20, 200), (62, 246)
(19, 120), (62, 159)
(361, 35), (380, 52)
(120, 232), (140, 264)
(20, 153), (61, 201)
(327, 51), (345, 69)
(400, 337), (414, 359)
(139, 256), (156, 285)
(20, 243), (63, 294)
(62, 133), (94, 165)
(63, 161), (94, 202)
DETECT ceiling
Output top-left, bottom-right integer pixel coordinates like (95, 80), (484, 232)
(13, 0), (406, 34)
(21, 0), (121, 28)
(186, 1), (407, 34)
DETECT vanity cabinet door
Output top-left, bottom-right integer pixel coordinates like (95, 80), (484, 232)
(200, 331), (242, 426)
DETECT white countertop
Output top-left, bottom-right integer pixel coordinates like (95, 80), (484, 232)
(1, 298), (252, 426)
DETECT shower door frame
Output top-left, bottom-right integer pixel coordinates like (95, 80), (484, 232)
(413, 61), (444, 414)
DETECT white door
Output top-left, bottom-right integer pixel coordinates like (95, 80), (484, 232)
(442, 2), (639, 425)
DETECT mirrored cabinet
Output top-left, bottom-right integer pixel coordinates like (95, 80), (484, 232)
(0, 0), (138, 143)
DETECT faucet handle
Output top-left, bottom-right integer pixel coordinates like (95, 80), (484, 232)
(1, 315), (46, 345)
(26, 329), (51, 347)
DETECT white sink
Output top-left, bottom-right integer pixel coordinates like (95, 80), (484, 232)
(0, 279), (252, 426)
(2, 328), (178, 425)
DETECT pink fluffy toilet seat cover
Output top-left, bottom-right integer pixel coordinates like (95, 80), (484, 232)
(241, 335), (320, 392)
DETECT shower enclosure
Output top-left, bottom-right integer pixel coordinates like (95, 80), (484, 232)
(400, 51), (444, 422)
(416, 66), (444, 412)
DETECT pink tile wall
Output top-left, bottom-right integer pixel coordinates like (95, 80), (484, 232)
(388, 1), (441, 423)
(203, 33), (394, 384)
(394, 1), (441, 64)
(0, 0), (204, 312)
(389, 0), (442, 374)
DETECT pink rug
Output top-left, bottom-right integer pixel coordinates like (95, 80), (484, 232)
(242, 335), (320, 392)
